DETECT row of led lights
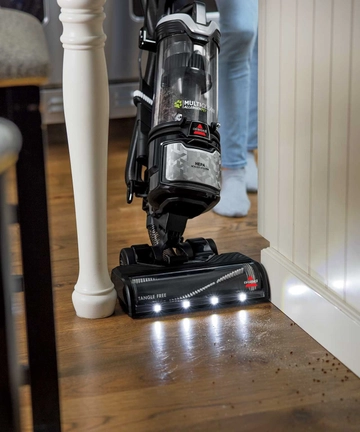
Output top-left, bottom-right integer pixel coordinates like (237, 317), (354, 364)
(152, 293), (247, 313)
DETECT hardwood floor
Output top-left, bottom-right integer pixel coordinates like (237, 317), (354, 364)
(12, 119), (360, 431)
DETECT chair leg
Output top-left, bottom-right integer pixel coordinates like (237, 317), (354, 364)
(0, 173), (21, 432)
(4, 86), (61, 431)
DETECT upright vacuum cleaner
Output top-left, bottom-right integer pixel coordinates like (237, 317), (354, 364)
(111, 0), (270, 317)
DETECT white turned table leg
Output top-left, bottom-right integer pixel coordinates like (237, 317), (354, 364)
(58, 0), (116, 318)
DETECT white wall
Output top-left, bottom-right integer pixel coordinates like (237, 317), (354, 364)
(258, 0), (360, 376)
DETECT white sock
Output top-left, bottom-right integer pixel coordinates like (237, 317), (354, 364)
(245, 151), (258, 193)
(213, 168), (250, 217)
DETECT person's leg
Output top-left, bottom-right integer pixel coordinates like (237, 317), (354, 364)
(213, 0), (258, 217)
(246, 34), (258, 192)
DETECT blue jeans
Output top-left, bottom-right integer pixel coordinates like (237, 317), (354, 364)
(216, 0), (258, 168)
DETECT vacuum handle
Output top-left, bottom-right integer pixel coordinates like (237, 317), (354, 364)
(193, 2), (207, 25)
(180, 1), (207, 25)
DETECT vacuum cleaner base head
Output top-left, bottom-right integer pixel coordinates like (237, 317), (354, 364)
(111, 252), (270, 318)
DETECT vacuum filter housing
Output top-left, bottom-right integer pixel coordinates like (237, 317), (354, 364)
(152, 14), (219, 128)
(146, 12), (222, 218)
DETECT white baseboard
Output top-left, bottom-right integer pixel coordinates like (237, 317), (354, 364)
(261, 247), (360, 377)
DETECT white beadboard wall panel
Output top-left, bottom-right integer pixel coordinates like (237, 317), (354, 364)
(259, 0), (281, 247)
(309, 0), (332, 286)
(259, 0), (360, 360)
(277, 0), (296, 261)
(327, 0), (353, 299)
(346, 0), (360, 312)
(293, 0), (313, 273)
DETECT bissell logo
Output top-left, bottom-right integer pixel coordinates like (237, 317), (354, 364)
(194, 123), (207, 136)
(244, 276), (258, 290)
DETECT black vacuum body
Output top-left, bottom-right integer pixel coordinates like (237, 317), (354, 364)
(147, 10), (221, 218)
(111, 1), (270, 318)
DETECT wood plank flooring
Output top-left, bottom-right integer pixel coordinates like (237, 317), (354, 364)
(12, 119), (360, 431)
